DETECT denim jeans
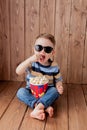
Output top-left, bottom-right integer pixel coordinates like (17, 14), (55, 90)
(16, 86), (60, 109)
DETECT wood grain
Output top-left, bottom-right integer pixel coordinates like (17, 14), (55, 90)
(25, 0), (40, 58)
(40, 0), (55, 34)
(83, 21), (87, 84)
(55, 0), (71, 83)
(20, 108), (46, 130)
(45, 84), (68, 130)
(0, 0), (87, 84)
(67, 0), (87, 83)
(0, 81), (22, 118)
(82, 84), (87, 105)
(0, 82), (87, 130)
(0, 0), (10, 80)
(68, 84), (87, 130)
(10, 0), (24, 81)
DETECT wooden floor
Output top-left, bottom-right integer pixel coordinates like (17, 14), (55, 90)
(0, 81), (87, 130)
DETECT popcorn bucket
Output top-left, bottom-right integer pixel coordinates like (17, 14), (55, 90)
(30, 76), (49, 98)
(30, 83), (48, 98)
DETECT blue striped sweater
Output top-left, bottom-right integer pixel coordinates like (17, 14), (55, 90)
(26, 61), (63, 87)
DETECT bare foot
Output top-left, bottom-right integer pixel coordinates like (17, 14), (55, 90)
(30, 109), (45, 120)
(30, 103), (45, 120)
(45, 106), (54, 117)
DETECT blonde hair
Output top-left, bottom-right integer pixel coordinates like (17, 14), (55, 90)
(36, 33), (56, 46)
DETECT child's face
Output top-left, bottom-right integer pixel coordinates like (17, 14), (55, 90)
(34, 38), (55, 65)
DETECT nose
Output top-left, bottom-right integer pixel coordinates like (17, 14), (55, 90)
(41, 48), (45, 54)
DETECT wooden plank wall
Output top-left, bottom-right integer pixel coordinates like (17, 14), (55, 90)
(0, 0), (87, 84)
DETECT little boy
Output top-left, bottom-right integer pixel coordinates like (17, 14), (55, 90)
(16, 33), (63, 120)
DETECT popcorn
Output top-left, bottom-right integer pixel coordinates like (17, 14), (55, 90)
(30, 76), (49, 85)
(30, 76), (49, 98)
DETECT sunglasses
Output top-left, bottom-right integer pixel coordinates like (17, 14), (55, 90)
(35, 45), (53, 53)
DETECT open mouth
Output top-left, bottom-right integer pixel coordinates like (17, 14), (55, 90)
(40, 55), (45, 62)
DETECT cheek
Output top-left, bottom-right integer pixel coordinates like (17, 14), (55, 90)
(46, 54), (51, 59)
(34, 49), (39, 54)
(47, 53), (54, 60)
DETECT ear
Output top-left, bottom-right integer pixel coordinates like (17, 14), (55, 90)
(52, 50), (55, 55)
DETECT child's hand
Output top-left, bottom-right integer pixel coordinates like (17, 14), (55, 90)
(56, 81), (63, 95)
(30, 54), (40, 63)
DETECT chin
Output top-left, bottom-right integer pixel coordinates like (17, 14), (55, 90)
(39, 60), (45, 65)
(41, 61), (49, 66)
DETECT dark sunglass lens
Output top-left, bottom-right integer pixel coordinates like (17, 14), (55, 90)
(35, 45), (43, 52)
(44, 47), (53, 53)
